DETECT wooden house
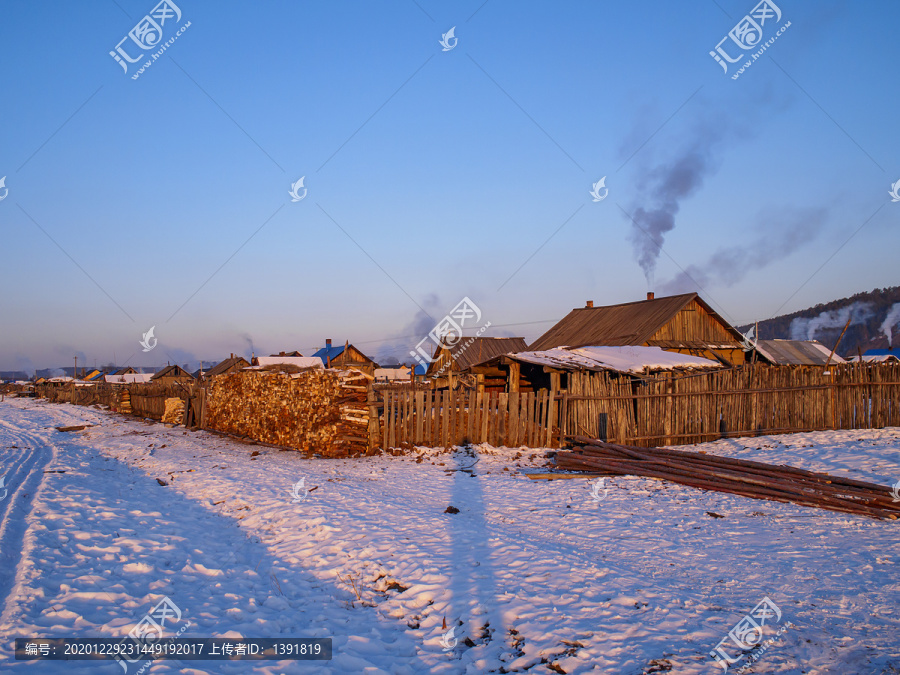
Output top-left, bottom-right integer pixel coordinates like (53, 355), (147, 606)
(312, 339), (377, 375)
(203, 355), (250, 379)
(529, 293), (746, 366)
(426, 337), (527, 390)
(150, 365), (195, 385)
(113, 367), (137, 375)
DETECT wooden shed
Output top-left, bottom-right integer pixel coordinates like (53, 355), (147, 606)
(529, 293), (746, 366)
(426, 337), (527, 390)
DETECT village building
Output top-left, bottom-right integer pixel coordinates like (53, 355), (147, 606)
(752, 339), (845, 366)
(312, 339), (377, 375)
(150, 365), (195, 385)
(426, 337), (527, 391)
(529, 293), (746, 366)
(201, 355), (250, 379)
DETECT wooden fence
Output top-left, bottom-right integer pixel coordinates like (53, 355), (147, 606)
(33, 363), (900, 452)
(567, 362), (900, 447)
(380, 389), (557, 449)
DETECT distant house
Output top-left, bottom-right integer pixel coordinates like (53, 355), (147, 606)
(270, 350), (304, 357)
(753, 339), (845, 366)
(529, 293), (746, 366)
(202, 355), (250, 379)
(374, 366), (412, 382)
(150, 365), (195, 385)
(426, 337), (527, 390)
(312, 339), (377, 375)
(105, 373), (154, 384)
(113, 367), (137, 375)
(252, 356), (325, 371)
(83, 369), (104, 382)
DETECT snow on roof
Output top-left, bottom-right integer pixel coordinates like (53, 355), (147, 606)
(375, 367), (412, 381)
(254, 356), (325, 370)
(506, 345), (723, 375)
(105, 373), (154, 384)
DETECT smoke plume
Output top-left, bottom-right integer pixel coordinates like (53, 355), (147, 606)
(374, 294), (442, 365)
(658, 207), (826, 294)
(240, 333), (256, 359)
(789, 302), (874, 341)
(880, 303), (900, 346)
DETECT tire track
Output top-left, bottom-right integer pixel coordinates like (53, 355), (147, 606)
(0, 419), (56, 628)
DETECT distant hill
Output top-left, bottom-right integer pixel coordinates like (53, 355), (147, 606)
(738, 286), (900, 358)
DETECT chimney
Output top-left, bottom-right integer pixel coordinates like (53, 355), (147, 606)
(326, 338), (332, 348)
(585, 300), (594, 308)
(647, 292), (655, 301)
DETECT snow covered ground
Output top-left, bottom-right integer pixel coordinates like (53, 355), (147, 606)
(0, 397), (898, 674)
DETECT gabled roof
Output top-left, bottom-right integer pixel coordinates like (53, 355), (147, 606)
(529, 293), (742, 351)
(151, 365), (194, 380)
(754, 340), (844, 366)
(204, 356), (250, 378)
(114, 367), (137, 375)
(436, 337), (528, 371)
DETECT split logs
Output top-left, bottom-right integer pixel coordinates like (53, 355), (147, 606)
(557, 436), (900, 520)
(206, 368), (373, 457)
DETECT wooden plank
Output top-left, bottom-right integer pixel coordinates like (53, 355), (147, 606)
(466, 390), (475, 443)
(424, 389), (432, 446)
(481, 391), (490, 444)
(441, 391), (449, 448)
(498, 393), (508, 447)
(382, 392), (389, 451)
(415, 390), (424, 445)
(526, 391), (536, 447)
(508, 392), (520, 447)
(388, 392), (396, 449)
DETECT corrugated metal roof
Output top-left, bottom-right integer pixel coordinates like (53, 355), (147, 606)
(754, 340), (844, 366)
(863, 348), (900, 357)
(848, 354), (900, 363)
(529, 293), (733, 351)
(437, 337), (528, 371)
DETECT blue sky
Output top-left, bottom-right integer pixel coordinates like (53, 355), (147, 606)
(1, 0), (898, 372)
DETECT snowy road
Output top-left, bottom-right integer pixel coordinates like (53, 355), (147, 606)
(0, 398), (899, 674)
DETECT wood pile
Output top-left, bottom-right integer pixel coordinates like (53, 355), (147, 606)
(162, 397), (185, 425)
(119, 389), (132, 414)
(206, 368), (372, 457)
(557, 436), (900, 520)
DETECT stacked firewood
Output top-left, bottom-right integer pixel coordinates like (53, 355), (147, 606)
(119, 389), (132, 414)
(206, 368), (372, 457)
(557, 436), (900, 520)
(162, 397), (185, 425)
